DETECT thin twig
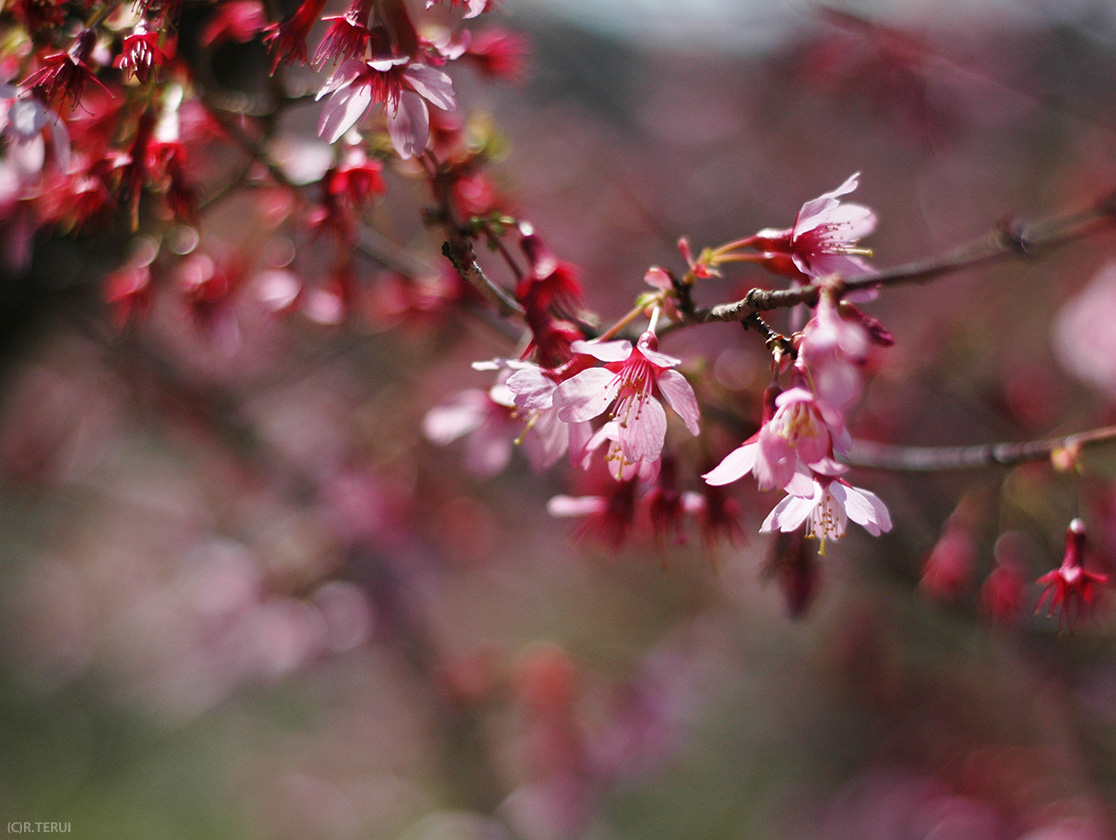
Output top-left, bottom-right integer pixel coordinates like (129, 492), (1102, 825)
(845, 424), (1116, 471)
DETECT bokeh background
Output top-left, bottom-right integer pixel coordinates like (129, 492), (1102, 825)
(3, 1), (1116, 838)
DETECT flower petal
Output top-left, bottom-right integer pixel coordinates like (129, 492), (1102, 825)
(403, 64), (456, 111)
(702, 439), (758, 486)
(386, 89), (429, 159)
(318, 80), (373, 144)
(618, 395), (666, 464)
(656, 369), (700, 434)
(569, 339), (632, 363)
(760, 491), (816, 534)
(554, 367), (619, 423)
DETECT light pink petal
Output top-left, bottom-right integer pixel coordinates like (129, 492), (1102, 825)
(403, 64), (456, 111)
(702, 440), (758, 486)
(784, 465), (816, 497)
(570, 338), (632, 363)
(464, 0), (486, 17)
(507, 366), (556, 411)
(619, 396), (666, 463)
(656, 369), (700, 434)
(368, 55), (409, 71)
(567, 420), (594, 470)
(555, 367), (620, 423)
(644, 266), (671, 291)
(841, 484), (892, 535)
(547, 494), (607, 518)
(316, 59), (367, 100)
(793, 252), (875, 279)
(639, 345), (682, 369)
(754, 426), (796, 492)
(822, 201), (877, 238)
(521, 407), (568, 471)
(386, 90), (430, 159)
(760, 491), (817, 534)
(318, 83), (374, 144)
(795, 172), (861, 232)
(422, 390), (490, 444)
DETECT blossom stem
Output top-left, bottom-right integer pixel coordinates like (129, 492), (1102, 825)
(598, 295), (662, 341)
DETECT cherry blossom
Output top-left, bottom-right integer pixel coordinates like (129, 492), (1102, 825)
(703, 386), (845, 493)
(316, 56), (456, 157)
(760, 477), (892, 553)
(554, 330), (699, 480)
(746, 172), (877, 281)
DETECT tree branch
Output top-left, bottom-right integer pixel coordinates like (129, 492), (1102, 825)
(844, 424), (1116, 471)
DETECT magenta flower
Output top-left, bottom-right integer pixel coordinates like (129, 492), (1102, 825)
(1036, 518), (1109, 630)
(703, 386), (845, 493)
(554, 331), (700, 479)
(316, 56), (456, 158)
(760, 477), (892, 554)
(114, 23), (172, 84)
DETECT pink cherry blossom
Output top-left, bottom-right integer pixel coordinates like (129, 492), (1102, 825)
(788, 172), (877, 278)
(316, 57), (456, 158)
(760, 477), (892, 553)
(797, 294), (871, 409)
(703, 386), (845, 493)
(554, 331), (699, 479)
(749, 173), (877, 281)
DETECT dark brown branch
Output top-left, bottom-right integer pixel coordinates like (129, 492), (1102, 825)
(844, 424), (1116, 471)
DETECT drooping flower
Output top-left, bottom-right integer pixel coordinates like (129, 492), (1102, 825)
(554, 331), (700, 480)
(263, 0), (328, 71)
(760, 477), (892, 554)
(316, 56), (456, 158)
(114, 23), (173, 84)
(1035, 518), (1109, 630)
(313, 0), (374, 68)
(23, 28), (112, 110)
(797, 292), (872, 409)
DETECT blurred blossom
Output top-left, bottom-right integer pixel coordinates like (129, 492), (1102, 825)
(1052, 262), (1116, 400)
